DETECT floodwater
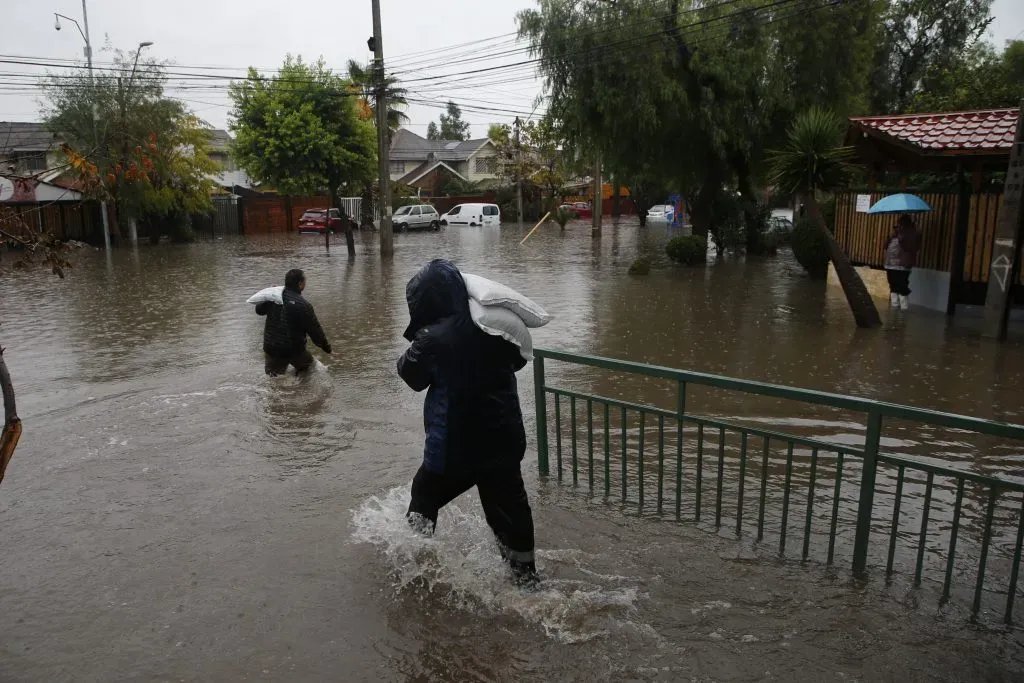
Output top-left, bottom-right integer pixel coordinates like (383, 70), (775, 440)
(2, 221), (1024, 681)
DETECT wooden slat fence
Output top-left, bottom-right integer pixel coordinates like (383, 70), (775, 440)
(833, 192), (1018, 285)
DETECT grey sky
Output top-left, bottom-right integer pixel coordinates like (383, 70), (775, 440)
(0, 0), (1021, 137)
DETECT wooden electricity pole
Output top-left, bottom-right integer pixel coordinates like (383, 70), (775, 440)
(371, 0), (393, 257)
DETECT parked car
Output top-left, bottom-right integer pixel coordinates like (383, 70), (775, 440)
(393, 204), (440, 232)
(439, 203), (501, 227)
(647, 204), (675, 222)
(297, 208), (343, 234)
(565, 201), (593, 220)
(769, 216), (794, 233)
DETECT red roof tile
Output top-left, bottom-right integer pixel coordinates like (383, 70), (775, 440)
(849, 109), (1019, 153)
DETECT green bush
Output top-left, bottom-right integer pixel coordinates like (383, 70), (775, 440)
(665, 235), (707, 265)
(790, 217), (830, 279)
(628, 256), (652, 275)
(745, 203), (774, 255)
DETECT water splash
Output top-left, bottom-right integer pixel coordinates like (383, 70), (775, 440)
(351, 486), (648, 643)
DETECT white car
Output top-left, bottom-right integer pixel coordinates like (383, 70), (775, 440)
(392, 204), (440, 232)
(647, 204), (675, 222)
(439, 203), (501, 227)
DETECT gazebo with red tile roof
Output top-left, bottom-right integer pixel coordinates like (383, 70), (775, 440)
(838, 107), (1022, 316)
(845, 108), (1017, 171)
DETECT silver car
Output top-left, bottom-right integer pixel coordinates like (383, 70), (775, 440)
(393, 204), (440, 232)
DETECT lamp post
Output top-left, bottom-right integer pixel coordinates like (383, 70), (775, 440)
(123, 41), (153, 244)
(54, 1), (112, 252)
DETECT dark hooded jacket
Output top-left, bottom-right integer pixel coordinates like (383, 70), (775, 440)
(255, 287), (331, 357)
(397, 260), (527, 474)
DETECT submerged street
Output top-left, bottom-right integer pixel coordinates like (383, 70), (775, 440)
(2, 223), (1023, 681)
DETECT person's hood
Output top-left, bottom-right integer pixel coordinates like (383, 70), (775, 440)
(403, 259), (470, 341)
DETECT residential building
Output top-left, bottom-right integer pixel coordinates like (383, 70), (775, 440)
(0, 122), (66, 182)
(206, 128), (256, 192)
(388, 128), (499, 194)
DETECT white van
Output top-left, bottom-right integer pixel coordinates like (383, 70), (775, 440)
(439, 203), (501, 227)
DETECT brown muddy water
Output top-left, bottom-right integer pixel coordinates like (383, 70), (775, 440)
(2, 221), (1024, 681)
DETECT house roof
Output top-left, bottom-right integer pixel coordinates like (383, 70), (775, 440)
(848, 109), (1019, 155)
(0, 122), (63, 154)
(398, 160), (467, 186)
(389, 128), (491, 162)
(207, 128), (232, 154)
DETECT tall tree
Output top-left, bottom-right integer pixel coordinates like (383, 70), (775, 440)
(428, 101), (471, 141)
(909, 39), (1024, 112)
(42, 50), (215, 241)
(229, 55), (376, 198)
(870, 0), (994, 113)
(346, 59), (409, 146)
(769, 108), (881, 328)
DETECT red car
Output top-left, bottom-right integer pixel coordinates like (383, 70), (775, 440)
(297, 208), (344, 234)
(560, 202), (593, 220)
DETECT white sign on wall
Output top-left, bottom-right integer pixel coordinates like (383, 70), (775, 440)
(855, 194), (872, 213)
(0, 176), (14, 202)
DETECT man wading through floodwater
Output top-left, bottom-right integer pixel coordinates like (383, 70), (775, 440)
(398, 259), (539, 587)
(256, 269), (332, 375)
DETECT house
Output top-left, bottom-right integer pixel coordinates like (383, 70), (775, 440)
(0, 122), (66, 182)
(388, 128), (499, 194)
(206, 128), (257, 193)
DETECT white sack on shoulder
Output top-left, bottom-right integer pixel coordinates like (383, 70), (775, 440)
(469, 299), (533, 362)
(246, 286), (284, 305)
(462, 273), (552, 328)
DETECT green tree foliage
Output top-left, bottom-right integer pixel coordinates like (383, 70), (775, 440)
(489, 118), (567, 208)
(229, 55), (376, 197)
(42, 50), (215, 234)
(909, 39), (1024, 112)
(790, 216), (830, 278)
(519, 0), (879, 240)
(870, 0), (994, 113)
(427, 101), (471, 141)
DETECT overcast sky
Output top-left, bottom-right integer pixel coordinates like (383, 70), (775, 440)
(1, 0), (1021, 138)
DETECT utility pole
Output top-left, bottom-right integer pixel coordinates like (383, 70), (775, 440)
(370, 0), (393, 258)
(982, 103), (1024, 340)
(514, 116), (524, 230)
(592, 153), (603, 233)
(56, 1), (111, 251)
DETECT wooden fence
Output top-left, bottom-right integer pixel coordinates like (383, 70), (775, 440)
(240, 196), (326, 235)
(833, 191), (1017, 285)
(0, 201), (103, 243)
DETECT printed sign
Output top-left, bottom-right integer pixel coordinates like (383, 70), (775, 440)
(855, 194), (871, 213)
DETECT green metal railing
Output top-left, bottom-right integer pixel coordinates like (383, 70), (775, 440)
(533, 348), (1024, 623)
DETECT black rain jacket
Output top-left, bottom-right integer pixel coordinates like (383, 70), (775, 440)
(397, 259), (527, 474)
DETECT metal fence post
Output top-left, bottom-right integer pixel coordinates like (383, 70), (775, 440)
(852, 410), (883, 575)
(534, 353), (549, 476)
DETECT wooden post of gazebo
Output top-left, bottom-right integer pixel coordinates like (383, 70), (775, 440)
(982, 105), (1024, 340)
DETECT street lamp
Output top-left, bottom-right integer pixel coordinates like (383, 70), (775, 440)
(54, 2), (113, 253)
(123, 41), (153, 246)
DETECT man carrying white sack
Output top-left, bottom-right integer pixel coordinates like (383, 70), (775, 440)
(254, 269), (332, 376)
(398, 259), (540, 588)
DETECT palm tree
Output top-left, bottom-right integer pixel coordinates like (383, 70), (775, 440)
(347, 60), (409, 147)
(347, 60), (410, 229)
(769, 108), (882, 329)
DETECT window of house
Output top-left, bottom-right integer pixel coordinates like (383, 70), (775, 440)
(390, 160), (406, 174)
(19, 153), (46, 173)
(474, 156), (496, 174)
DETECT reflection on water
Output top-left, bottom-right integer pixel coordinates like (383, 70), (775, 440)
(1, 223), (1023, 681)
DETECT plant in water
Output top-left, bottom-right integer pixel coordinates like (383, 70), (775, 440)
(789, 217), (829, 278)
(665, 235), (707, 265)
(628, 256), (652, 275)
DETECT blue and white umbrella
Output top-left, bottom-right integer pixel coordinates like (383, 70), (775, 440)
(866, 193), (932, 214)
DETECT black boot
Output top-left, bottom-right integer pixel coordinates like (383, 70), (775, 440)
(509, 559), (540, 589)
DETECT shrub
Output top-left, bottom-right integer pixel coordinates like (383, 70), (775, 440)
(745, 203), (774, 255)
(628, 256), (652, 275)
(665, 235), (707, 265)
(790, 217), (830, 279)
